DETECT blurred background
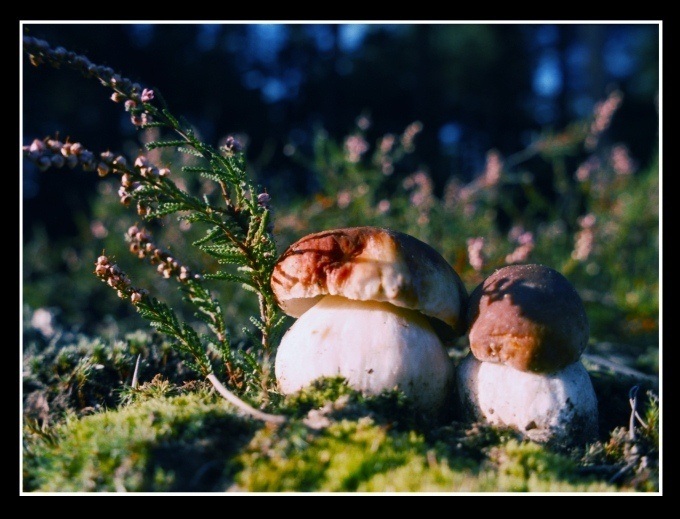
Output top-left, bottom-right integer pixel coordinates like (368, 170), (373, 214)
(22, 23), (659, 375)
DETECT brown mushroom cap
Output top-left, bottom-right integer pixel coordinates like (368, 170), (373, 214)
(467, 264), (589, 373)
(271, 227), (468, 338)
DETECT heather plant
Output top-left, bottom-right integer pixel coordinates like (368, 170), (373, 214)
(23, 36), (285, 405)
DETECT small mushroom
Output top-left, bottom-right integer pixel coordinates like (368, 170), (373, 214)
(457, 264), (598, 444)
(271, 227), (467, 415)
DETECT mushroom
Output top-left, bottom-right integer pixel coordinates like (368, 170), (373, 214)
(457, 264), (598, 445)
(271, 227), (467, 415)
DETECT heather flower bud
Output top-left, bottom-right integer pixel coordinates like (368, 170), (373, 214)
(29, 139), (45, 153)
(73, 55), (90, 68)
(37, 156), (51, 171)
(46, 139), (63, 152)
(137, 203), (149, 216)
(124, 100), (137, 112)
(113, 156), (127, 167)
(222, 136), (242, 154)
(159, 168), (170, 177)
(97, 163), (110, 177)
(134, 156), (148, 169)
(118, 187), (131, 205)
(34, 39), (49, 51)
(121, 173), (133, 188)
(81, 161), (96, 172)
(141, 88), (154, 103)
(65, 155), (78, 169)
(70, 142), (83, 155)
(100, 151), (115, 163)
(61, 143), (72, 156)
(257, 192), (271, 208)
(110, 92), (124, 103)
(95, 264), (108, 276)
(51, 155), (65, 168)
(130, 292), (142, 303)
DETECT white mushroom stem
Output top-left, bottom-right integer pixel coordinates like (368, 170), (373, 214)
(457, 354), (598, 445)
(275, 295), (453, 414)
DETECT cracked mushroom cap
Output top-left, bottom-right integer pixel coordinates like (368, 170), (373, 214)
(467, 264), (589, 373)
(271, 227), (468, 338)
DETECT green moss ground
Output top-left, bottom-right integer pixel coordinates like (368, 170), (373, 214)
(23, 374), (658, 493)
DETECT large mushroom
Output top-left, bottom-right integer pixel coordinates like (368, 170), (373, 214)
(457, 264), (598, 445)
(271, 227), (467, 415)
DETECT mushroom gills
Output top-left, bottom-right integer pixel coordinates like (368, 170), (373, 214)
(457, 354), (598, 445)
(275, 295), (453, 413)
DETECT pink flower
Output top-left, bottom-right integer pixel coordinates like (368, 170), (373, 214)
(571, 214), (596, 261)
(337, 190), (352, 209)
(505, 229), (535, 264)
(257, 192), (271, 208)
(467, 237), (486, 272)
(585, 90), (623, 150)
(376, 199), (391, 214)
(356, 115), (371, 131)
(401, 121), (423, 152)
(575, 156), (600, 183)
(141, 88), (155, 103)
(483, 150), (503, 186)
(610, 144), (636, 176)
(344, 135), (369, 163)
(379, 134), (395, 154)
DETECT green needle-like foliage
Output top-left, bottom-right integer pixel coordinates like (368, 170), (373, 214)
(23, 36), (284, 393)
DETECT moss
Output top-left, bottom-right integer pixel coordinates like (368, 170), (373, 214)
(236, 417), (435, 491)
(235, 417), (617, 493)
(23, 326), (193, 426)
(279, 377), (355, 416)
(488, 440), (616, 492)
(22, 375), (656, 493)
(23, 393), (257, 492)
(277, 376), (427, 431)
